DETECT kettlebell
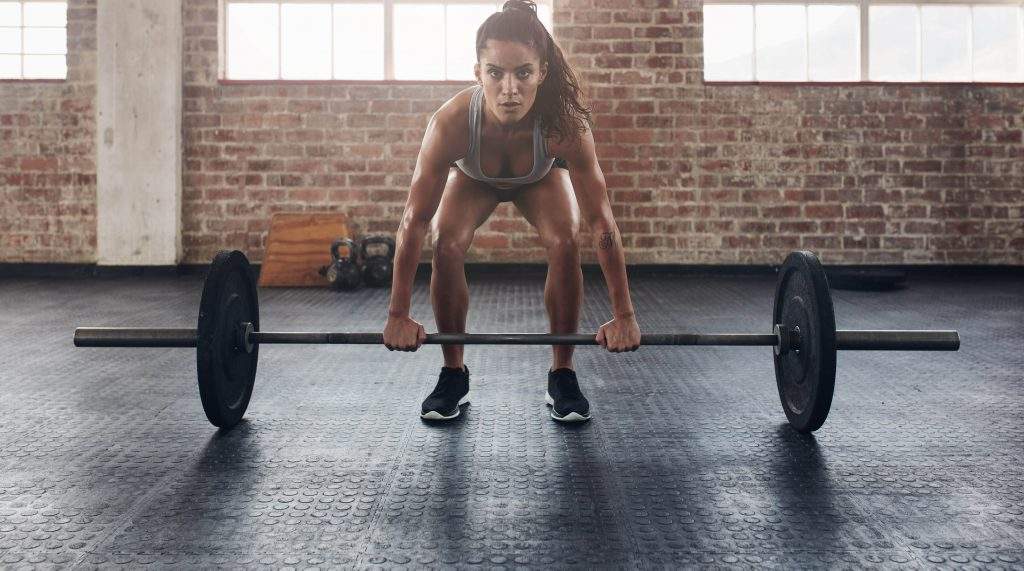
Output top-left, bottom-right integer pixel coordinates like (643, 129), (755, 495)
(360, 235), (396, 288)
(319, 238), (362, 291)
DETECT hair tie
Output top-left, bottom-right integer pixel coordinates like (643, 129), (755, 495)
(501, 0), (538, 16)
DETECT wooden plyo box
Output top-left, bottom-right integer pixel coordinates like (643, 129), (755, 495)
(258, 212), (351, 287)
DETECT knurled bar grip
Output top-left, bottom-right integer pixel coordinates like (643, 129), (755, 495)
(74, 327), (960, 351)
(252, 332), (780, 346)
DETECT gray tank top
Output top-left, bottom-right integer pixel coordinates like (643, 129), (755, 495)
(453, 86), (556, 191)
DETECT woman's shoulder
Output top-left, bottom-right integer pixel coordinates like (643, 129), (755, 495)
(543, 120), (593, 160)
(432, 86), (478, 132)
(424, 86), (476, 163)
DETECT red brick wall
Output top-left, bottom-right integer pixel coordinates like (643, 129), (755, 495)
(0, 0), (96, 263)
(181, 0), (1023, 265)
(4, 0), (1022, 265)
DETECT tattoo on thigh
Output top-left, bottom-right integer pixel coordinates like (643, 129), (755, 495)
(599, 231), (615, 250)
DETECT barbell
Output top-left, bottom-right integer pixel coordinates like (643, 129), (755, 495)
(73, 250), (960, 433)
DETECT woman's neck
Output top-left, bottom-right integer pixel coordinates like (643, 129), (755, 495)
(481, 104), (534, 140)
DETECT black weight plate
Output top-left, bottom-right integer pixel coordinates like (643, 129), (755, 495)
(197, 250), (259, 428)
(772, 251), (837, 433)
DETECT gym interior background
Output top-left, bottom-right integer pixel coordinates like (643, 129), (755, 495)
(2, 0), (1023, 567)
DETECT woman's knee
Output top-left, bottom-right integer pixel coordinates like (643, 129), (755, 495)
(542, 231), (580, 258)
(432, 232), (473, 262)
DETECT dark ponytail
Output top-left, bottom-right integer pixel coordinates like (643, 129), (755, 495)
(476, 0), (592, 146)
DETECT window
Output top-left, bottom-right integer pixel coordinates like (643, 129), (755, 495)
(223, 0), (554, 81)
(0, 1), (67, 79)
(703, 1), (1024, 83)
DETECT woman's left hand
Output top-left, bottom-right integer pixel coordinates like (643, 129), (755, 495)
(596, 314), (641, 353)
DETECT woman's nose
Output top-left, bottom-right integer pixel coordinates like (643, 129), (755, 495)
(502, 76), (518, 95)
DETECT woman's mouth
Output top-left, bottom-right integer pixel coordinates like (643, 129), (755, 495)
(500, 103), (521, 111)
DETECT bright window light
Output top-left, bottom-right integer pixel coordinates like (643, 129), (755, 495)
(0, 1), (68, 80)
(447, 4), (496, 80)
(226, 3), (279, 80)
(334, 4), (385, 80)
(281, 3), (332, 80)
(922, 5), (971, 81)
(394, 3), (445, 80)
(755, 4), (807, 81)
(705, 2), (1024, 83)
(870, 5), (920, 81)
(808, 5), (859, 81)
(973, 6), (1022, 81)
(703, 5), (755, 81)
(223, 0), (554, 81)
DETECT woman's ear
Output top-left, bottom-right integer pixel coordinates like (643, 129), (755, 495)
(474, 62), (482, 84)
(539, 61), (548, 84)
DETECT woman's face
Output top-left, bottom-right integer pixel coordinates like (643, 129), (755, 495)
(474, 39), (547, 127)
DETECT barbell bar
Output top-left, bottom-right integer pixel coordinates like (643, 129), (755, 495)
(72, 249), (960, 433)
(74, 327), (959, 351)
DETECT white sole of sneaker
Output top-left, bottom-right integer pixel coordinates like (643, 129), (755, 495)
(545, 391), (591, 422)
(420, 391), (471, 420)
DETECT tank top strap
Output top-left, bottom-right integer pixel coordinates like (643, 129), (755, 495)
(533, 115), (547, 162)
(467, 86), (484, 157)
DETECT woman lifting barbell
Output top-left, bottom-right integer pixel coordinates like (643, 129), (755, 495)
(382, 0), (641, 422)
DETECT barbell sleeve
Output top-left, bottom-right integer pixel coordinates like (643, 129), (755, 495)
(74, 328), (198, 348)
(835, 330), (960, 351)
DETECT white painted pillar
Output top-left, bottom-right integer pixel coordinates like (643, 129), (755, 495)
(96, 0), (182, 265)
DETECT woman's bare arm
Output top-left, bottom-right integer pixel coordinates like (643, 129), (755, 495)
(558, 127), (635, 320)
(387, 114), (461, 318)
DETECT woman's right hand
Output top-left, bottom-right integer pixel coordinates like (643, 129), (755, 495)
(383, 315), (427, 351)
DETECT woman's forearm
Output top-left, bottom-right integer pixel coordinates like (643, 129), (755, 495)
(387, 213), (431, 318)
(592, 222), (635, 318)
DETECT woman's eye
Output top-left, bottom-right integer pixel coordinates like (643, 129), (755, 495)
(488, 70), (501, 78)
(517, 71), (531, 79)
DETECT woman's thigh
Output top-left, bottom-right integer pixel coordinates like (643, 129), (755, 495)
(430, 167), (504, 246)
(511, 168), (581, 244)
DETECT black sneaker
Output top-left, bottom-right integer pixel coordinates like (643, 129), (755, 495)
(545, 368), (591, 422)
(420, 365), (471, 420)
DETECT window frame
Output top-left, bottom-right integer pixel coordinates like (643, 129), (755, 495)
(217, 0), (553, 83)
(0, 0), (69, 82)
(702, 0), (1024, 85)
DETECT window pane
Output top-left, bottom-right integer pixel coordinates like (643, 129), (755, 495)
(537, 2), (552, 34)
(447, 4), (493, 80)
(703, 5), (754, 81)
(0, 2), (20, 26)
(227, 3), (279, 80)
(756, 4), (806, 81)
(394, 4), (444, 80)
(23, 27), (65, 54)
(808, 5), (858, 81)
(0, 53), (19, 77)
(282, 3), (331, 79)
(0, 26), (18, 53)
(23, 53), (64, 78)
(869, 5), (919, 81)
(24, 1), (66, 27)
(973, 6), (1022, 82)
(922, 5), (970, 81)
(334, 3), (384, 80)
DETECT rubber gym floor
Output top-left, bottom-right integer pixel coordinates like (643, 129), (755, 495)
(0, 267), (1021, 569)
